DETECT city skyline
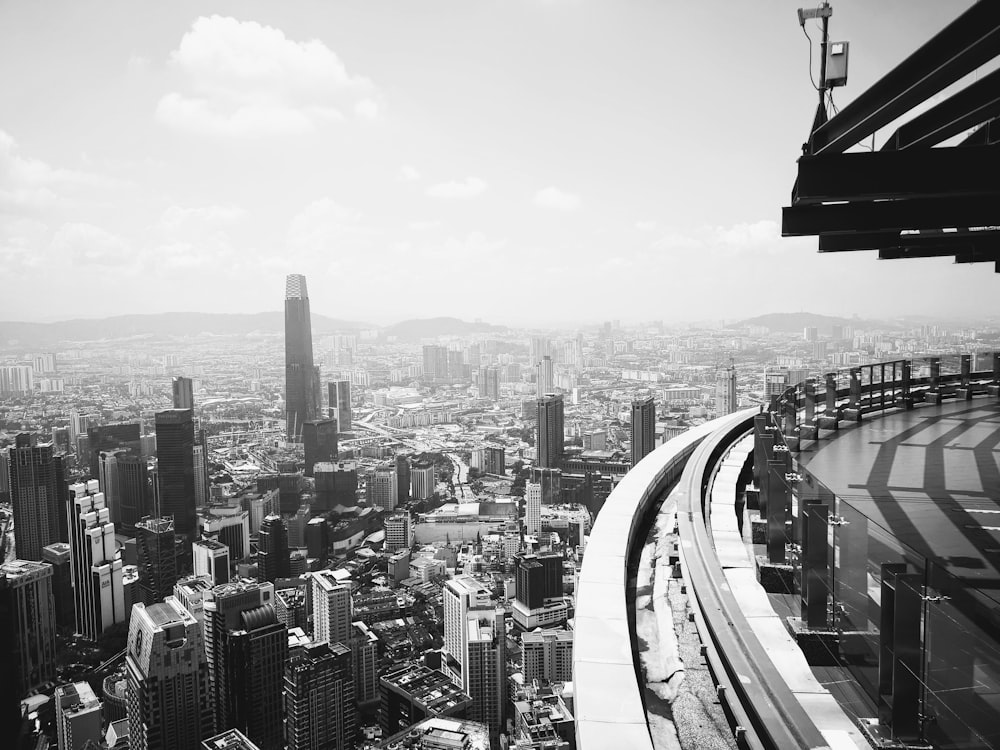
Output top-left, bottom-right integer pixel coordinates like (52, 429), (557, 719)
(3, 1), (997, 326)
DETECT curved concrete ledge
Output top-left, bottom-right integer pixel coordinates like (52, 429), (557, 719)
(574, 419), (725, 750)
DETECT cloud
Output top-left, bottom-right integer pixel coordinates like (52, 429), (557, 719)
(408, 220), (440, 231)
(397, 165), (420, 182)
(156, 15), (379, 137)
(712, 219), (779, 247)
(158, 203), (247, 230)
(284, 198), (377, 263)
(426, 177), (487, 199)
(0, 130), (122, 211)
(533, 186), (581, 212)
(635, 220), (658, 231)
(354, 99), (379, 119)
(50, 222), (131, 266)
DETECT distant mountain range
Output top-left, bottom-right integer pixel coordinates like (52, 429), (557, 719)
(736, 312), (887, 334)
(0, 312), (505, 348)
(383, 317), (506, 341)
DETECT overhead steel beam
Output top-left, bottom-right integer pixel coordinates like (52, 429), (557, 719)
(881, 66), (1000, 150)
(818, 232), (897, 253)
(807, 2), (1000, 154)
(782, 195), (1000, 236)
(829, 230), (1000, 256)
(793, 146), (1000, 204)
(959, 116), (1000, 146)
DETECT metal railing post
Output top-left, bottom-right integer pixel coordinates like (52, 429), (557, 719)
(802, 501), (830, 629)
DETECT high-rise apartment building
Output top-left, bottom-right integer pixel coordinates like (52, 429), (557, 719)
(202, 580), (276, 731)
(9, 439), (66, 561)
(68, 481), (125, 640)
(422, 345), (449, 381)
(42, 542), (74, 631)
(630, 396), (656, 467)
(155, 408), (197, 543)
(99, 450), (149, 535)
(328, 380), (352, 433)
(524, 482), (541, 536)
(384, 512), (412, 552)
(350, 620), (379, 705)
(521, 627), (574, 685)
(258, 515), (290, 582)
(442, 576), (493, 681)
(310, 570), (352, 647)
(536, 395), (565, 469)
(135, 516), (177, 605)
(464, 606), (506, 741)
(370, 463), (398, 510)
(193, 539), (230, 585)
(0, 365), (33, 395)
(172, 376), (194, 409)
(126, 598), (213, 750)
(285, 274), (320, 442)
(284, 641), (356, 750)
(479, 366), (500, 401)
(409, 461), (435, 501)
(302, 418), (337, 476)
(219, 605), (288, 750)
(55, 681), (102, 750)
(715, 366), (738, 416)
(1, 559), (57, 697)
(529, 336), (551, 364)
(536, 355), (554, 398)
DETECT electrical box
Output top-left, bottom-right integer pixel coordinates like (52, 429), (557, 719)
(826, 41), (849, 87)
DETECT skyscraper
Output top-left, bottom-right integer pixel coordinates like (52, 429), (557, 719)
(536, 394), (565, 469)
(310, 571), (352, 647)
(172, 376), (194, 409)
(630, 396), (656, 467)
(441, 576), (494, 685)
(302, 418), (337, 476)
(524, 482), (541, 536)
(219, 605), (288, 750)
(55, 681), (102, 750)
(135, 516), (177, 605)
(284, 641), (356, 750)
(313, 461), (358, 511)
(202, 580), (276, 731)
(464, 606), (506, 742)
(68, 481), (125, 640)
(1, 559), (57, 698)
(87, 422), (141, 481)
(9, 439), (66, 561)
(126, 598), (213, 750)
(328, 380), (352, 433)
(370, 463), (398, 510)
(258, 515), (290, 583)
(155, 408), (197, 543)
(536, 355), (554, 398)
(421, 345), (449, 381)
(480, 366), (500, 401)
(99, 450), (149, 535)
(715, 365), (738, 416)
(193, 539), (230, 585)
(285, 274), (320, 442)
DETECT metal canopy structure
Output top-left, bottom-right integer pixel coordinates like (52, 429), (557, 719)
(782, 1), (1000, 272)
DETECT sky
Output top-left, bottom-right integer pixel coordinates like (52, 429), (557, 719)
(1, 0), (997, 327)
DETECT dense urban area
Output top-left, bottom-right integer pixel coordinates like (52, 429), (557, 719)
(1, 278), (997, 750)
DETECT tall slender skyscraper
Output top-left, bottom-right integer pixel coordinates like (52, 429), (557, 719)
(284, 641), (356, 750)
(716, 365), (738, 416)
(68, 481), (125, 640)
(99, 451), (149, 536)
(9, 437), (67, 560)
(155, 409), (196, 543)
(536, 355), (554, 398)
(630, 396), (656, 467)
(1, 559), (57, 698)
(172, 376), (194, 409)
(126, 598), (213, 750)
(536, 395), (565, 469)
(258, 515), (290, 583)
(328, 380), (352, 433)
(285, 274), (320, 441)
(135, 517), (177, 605)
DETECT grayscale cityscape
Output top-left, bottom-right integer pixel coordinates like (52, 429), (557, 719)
(2, 2), (999, 750)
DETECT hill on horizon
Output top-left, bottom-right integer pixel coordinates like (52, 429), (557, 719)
(383, 316), (506, 340)
(0, 311), (370, 348)
(738, 312), (880, 334)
